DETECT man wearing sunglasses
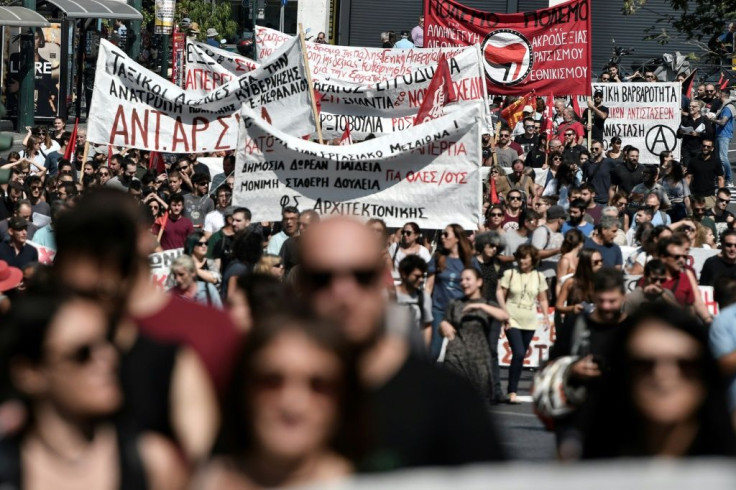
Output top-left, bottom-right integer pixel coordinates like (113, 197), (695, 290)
(555, 108), (584, 145)
(657, 236), (712, 323)
(686, 138), (724, 210)
(623, 259), (677, 315)
(583, 89), (608, 143)
(299, 218), (505, 469)
(491, 128), (523, 167)
(700, 230), (736, 286)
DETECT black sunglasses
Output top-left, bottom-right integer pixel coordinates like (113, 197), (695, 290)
(629, 357), (702, 379)
(302, 267), (382, 291)
(401, 230), (414, 236)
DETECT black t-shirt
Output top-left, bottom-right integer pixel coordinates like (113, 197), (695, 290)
(582, 158), (614, 204)
(679, 115), (714, 155)
(713, 209), (735, 223)
(687, 155), (723, 196)
(360, 356), (505, 472)
(583, 104), (609, 142)
(525, 147), (547, 168)
(699, 255), (736, 286)
(563, 144), (583, 164)
(611, 162), (645, 195)
(513, 133), (540, 155)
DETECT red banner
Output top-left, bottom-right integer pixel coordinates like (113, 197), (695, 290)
(424, 0), (591, 95)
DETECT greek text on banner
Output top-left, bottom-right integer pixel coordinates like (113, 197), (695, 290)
(594, 82), (681, 164)
(423, 0), (591, 96)
(233, 103), (484, 229)
(87, 37), (314, 152)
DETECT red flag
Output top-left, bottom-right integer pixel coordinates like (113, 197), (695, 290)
(148, 151), (166, 173)
(540, 94), (555, 137)
(63, 118), (78, 161)
(682, 69), (697, 99)
(720, 72), (729, 91)
(501, 91), (534, 129)
(489, 177), (499, 204)
(571, 96), (582, 119)
(414, 54), (457, 125)
(339, 121), (352, 146)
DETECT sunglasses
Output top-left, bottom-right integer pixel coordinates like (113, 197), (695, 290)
(565, 133), (574, 137)
(723, 242), (736, 248)
(508, 196), (522, 201)
(196, 241), (207, 246)
(649, 276), (667, 284)
(629, 356), (702, 379)
(253, 372), (340, 397)
(99, 172), (109, 176)
(702, 145), (714, 149)
(500, 134), (510, 138)
(666, 253), (687, 261)
(302, 267), (382, 291)
(524, 125), (535, 129)
(30, 185), (42, 190)
(401, 230), (414, 236)
(53, 337), (112, 366)
(489, 212), (504, 218)
(274, 263), (284, 268)
(552, 156), (562, 161)
(717, 197), (729, 203)
(682, 226), (695, 233)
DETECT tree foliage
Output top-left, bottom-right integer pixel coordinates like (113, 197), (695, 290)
(175, 0), (239, 41)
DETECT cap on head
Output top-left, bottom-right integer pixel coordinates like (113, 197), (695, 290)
(546, 205), (567, 221)
(9, 216), (28, 231)
(206, 27), (218, 38)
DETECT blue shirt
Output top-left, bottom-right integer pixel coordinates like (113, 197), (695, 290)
(561, 221), (594, 237)
(428, 256), (465, 312)
(710, 303), (736, 409)
(716, 105), (734, 139)
(583, 236), (622, 268)
(393, 38), (415, 49)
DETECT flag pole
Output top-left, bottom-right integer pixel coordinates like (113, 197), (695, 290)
(80, 142), (90, 177)
(298, 23), (324, 144)
(587, 96), (593, 150)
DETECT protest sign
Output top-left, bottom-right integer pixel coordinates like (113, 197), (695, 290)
(184, 39), (260, 93)
(234, 103), (484, 229)
(593, 82), (681, 164)
(188, 41), (488, 139)
(149, 248), (184, 289)
(498, 307), (554, 368)
(87, 37), (314, 153)
(255, 26), (470, 83)
(424, 0), (591, 95)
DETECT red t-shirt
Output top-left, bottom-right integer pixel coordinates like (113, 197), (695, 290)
(153, 215), (194, 250)
(134, 294), (242, 396)
(662, 271), (695, 306)
(556, 121), (584, 140)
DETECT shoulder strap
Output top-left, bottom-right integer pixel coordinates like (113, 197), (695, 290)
(0, 436), (22, 488)
(117, 424), (148, 490)
(416, 288), (426, 326)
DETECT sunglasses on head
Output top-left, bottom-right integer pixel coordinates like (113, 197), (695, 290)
(302, 267), (382, 291)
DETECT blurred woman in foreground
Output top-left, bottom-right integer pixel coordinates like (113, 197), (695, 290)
(582, 304), (736, 458)
(196, 313), (360, 489)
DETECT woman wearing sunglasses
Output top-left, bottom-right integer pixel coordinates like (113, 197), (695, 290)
(197, 313), (359, 489)
(387, 222), (431, 283)
(581, 303), (736, 458)
(184, 231), (221, 286)
(0, 292), (186, 489)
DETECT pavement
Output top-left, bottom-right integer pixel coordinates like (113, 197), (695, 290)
(491, 367), (556, 461)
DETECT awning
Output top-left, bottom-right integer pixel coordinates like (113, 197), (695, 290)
(42, 0), (142, 20)
(0, 6), (51, 27)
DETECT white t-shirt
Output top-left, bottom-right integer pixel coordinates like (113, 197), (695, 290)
(388, 243), (432, 283)
(203, 209), (225, 234)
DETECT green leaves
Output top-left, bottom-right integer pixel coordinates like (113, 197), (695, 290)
(175, 0), (239, 40)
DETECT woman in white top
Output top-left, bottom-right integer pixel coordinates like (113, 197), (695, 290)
(18, 135), (48, 169)
(22, 126), (60, 155)
(388, 221), (431, 282)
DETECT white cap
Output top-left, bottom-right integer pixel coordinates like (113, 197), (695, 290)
(522, 105), (534, 113)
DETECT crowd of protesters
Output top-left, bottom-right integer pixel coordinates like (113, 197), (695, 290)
(2, 66), (736, 487)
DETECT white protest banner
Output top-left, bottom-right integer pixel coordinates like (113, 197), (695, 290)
(498, 307), (554, 368)
(184, 39), (259, 93)
(234, 103), (484, 229)
(87, 37), (314, 153)
(149, 248), (184, 289)
(186, 42), (488, 140)
(256, 26), (470, 84)
(594, 82), (681, 164)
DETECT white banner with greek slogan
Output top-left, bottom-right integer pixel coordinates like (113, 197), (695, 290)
(234, 103), (484, 229)
(88, 37), (314, 152)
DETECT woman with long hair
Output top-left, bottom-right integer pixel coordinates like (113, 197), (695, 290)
(693, 222), (716, 248)
(387, 221), (431, 283)
(608, 190), (631, 232)
(253, 254), (285, 280)
(197, 313), (360, 489)
(552, 248), (604, 358)
(439, 268), (509, 405)
(660, 160), (690, 223)
(542, 157), (577, 208)
(185, 230), (221, 285)
(19, 135), (46, 168)
(0, 292), (186, 489)
(556, 229), (585, 283)
(581, 304), (736, 458)
(484, 204), (506, 233)
(626, 224), (672, 276)
(499, 244), (551, 404)
(426, 223), (474, 359)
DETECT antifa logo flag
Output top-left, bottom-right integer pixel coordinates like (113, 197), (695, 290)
(424, 0), (591, 95)
(414, 54), (458, 125)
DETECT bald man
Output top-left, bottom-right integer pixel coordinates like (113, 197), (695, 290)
(299, 217), (504, 471)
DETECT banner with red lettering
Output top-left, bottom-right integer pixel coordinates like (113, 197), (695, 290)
(184, 39), (259, 94)
(424, 0), (591, 95)
(255, 26), (470, 84)
(87, 37), (314, 152)
(234, 102), (484, 229)
(182, 42), (489, 140)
